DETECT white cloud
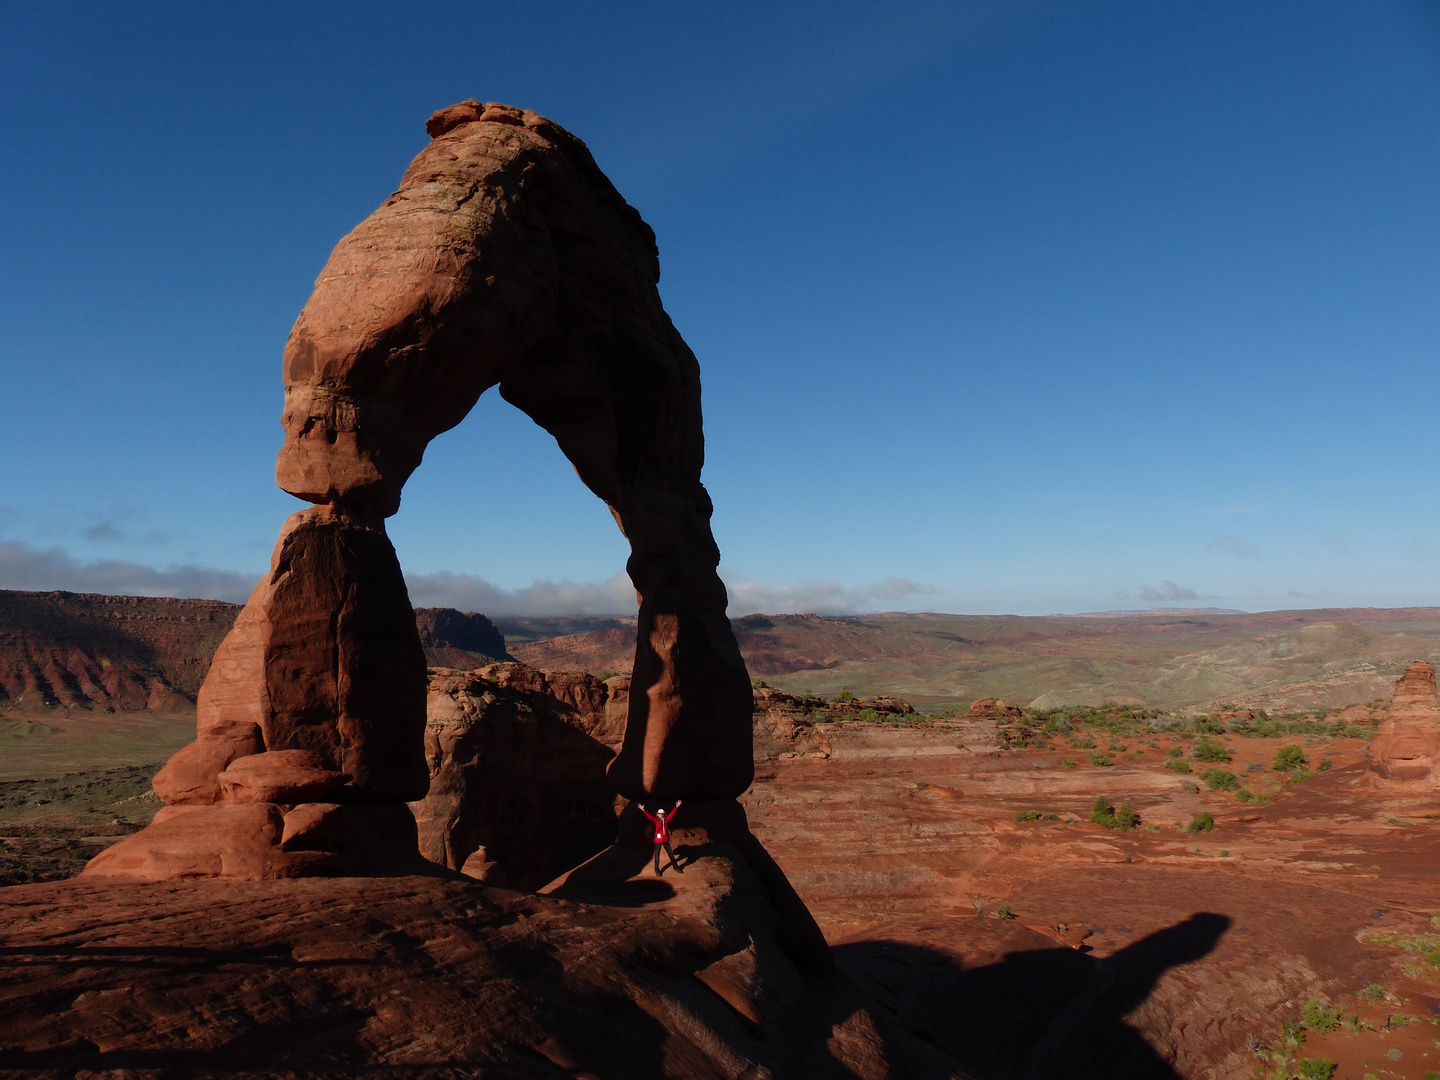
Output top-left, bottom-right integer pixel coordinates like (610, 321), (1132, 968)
(0, 539), (255, 603)
(720, 572), (935, 615)
(0, 537), (939, 619)
(404, 571), (638, 616)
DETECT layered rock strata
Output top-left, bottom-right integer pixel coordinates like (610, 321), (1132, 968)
(1369, 659), (1440, 785)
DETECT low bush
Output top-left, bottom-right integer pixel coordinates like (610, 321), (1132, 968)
(1296, 1058), (1336, 1080)
(1114, 802), (1139, 830)
(1090, 796), (1115, 828)
(1089, 752), (1114, 767)
(994, 904), (1015, 920)
(1200, 768), (1240, 791)
(1192, 736), (1232, 763)
(1235, 788), (1254, 803)
(1166, 746), (1184, 758)
(1301, 1000), (1341, 1032)
(1185, 812), (1215, 833)
(1273, 745), (1307, 772)
(1014, 810), (1040, 822)
(1164, 759), (1191, 774)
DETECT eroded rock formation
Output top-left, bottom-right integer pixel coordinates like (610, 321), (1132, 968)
(1369, 659), (1440, 785)
(412, 662), (626, 887)
(86, 100), (755, 879)
(86, 506), (434, 878)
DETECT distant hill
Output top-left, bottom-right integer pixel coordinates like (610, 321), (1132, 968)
(512, 607), (1440, 714)
(0, 591), (241, 714)
(7, 590), (1440, 717)
(0, 591), (510, 715)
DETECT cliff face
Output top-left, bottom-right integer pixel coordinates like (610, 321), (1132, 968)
(0, 590), (241, 712)
(0, 591), (518, 717)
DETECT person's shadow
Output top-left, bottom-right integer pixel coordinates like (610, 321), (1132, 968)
(834, 912), (1231, 1080)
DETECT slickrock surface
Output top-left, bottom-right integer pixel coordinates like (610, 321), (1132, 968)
(1369, 659), (1440, 784)
(412, 663), (626, 887)
(0, 813), (901, 1080)
(740, 719), (1440, 1078)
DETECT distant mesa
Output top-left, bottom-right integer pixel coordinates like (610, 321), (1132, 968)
(414, 607), (510, 666)
(1369, 659), (1440, 786)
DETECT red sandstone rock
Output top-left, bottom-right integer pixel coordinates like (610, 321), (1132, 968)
(275, 100), (754, 803)
(151, 719), (263, 804)
(217, 750), (349, 805)
(1369, 659), (1440, 784)
(970, 696), (1023, 719)
(411, 663), (624, 886)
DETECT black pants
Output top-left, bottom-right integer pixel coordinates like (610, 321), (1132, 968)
(653, 841), (682, 875)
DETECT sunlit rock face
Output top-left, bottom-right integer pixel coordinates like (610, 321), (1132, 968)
(1369, 660), (1440, 785)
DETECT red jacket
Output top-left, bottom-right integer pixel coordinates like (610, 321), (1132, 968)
(640, 801), (682, 844)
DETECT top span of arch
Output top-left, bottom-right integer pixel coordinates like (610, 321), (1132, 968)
(275, 99), (688, 520)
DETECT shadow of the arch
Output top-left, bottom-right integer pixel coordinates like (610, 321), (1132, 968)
(834, 912), (1231, 1079)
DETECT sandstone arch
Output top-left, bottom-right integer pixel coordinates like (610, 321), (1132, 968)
(277, 99), (753, 803)
(85, 100), (755, 879)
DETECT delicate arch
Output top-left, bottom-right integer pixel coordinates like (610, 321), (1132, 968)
(274, 100), (754, 801)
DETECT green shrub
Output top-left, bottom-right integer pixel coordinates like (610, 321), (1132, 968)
(1301, 1000), (1341, 1032)
(1193, 736), (1232, 763)
(1014, 809), (1040, 822)
(1185, 812), (1215, 833)
(1200, 768), (1240, 791)
(1059, 758), (1076, 769)
(1296, 1058), (1336, 1080)
(1090, 796), (1116, 828)
(1164, 758), (1191, 774)
(1235, 788), (1254, 803)
(1273, 744), (1307, 772)
(1357, 983), (1387, 1002)
(1318, 758), (1332, 772)
(1089, 752), (1114, 767)
(836, 690), (855, 703)
(1167, 746), (1183, 758)
(1114, 802), (1139, 830)
(994, 904), (1015, 920)
(1182, 782), (1199, 793)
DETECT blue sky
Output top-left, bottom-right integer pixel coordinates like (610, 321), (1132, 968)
(1, 1), (1438, 615)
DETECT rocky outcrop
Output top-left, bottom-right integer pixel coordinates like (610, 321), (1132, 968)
(1369, 659), (1440, 785)
(970, 696), (1024, 719)
(411, 662), (626, 887)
